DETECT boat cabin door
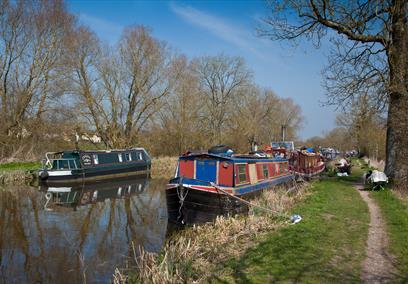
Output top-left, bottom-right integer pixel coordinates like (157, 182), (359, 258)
(248, 163), (258, 184)
(196, 159), (217, 183)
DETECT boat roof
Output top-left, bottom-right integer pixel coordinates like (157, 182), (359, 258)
(179, 152), (287, 163)
(58, 148), (147, 155)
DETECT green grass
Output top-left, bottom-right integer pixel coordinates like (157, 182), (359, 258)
(370, 190), (408, 281)
(215, 177), (370, 283)
(0, 161), (40, 171)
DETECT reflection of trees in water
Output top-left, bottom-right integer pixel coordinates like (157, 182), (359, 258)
(0, 179), (167, 283)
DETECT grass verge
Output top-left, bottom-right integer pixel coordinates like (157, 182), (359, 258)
(0, 161), (40, 185)
(0, 161), (39, 171)
(217, 178), (369, 283)
(370, 189), (408, 281)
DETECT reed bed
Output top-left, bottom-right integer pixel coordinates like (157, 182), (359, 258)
(150, 157), (178, 179)
(0, 170), (33, 185)
(113, 181), (311, 284)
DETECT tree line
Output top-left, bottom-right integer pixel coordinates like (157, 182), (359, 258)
(305, 95), (387, 162)
(0, 0), (303, 160)
(262, 0), (408, 185)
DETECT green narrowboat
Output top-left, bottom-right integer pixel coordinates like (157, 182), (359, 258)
(38, 148), (151, 185)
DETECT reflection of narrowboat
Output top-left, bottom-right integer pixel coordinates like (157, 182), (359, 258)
(41, 178), (149, 210)
(38, 148), (151, 185)
(166, 150), (293, 224)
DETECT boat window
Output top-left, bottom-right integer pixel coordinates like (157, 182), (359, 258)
(237, 164), (247, 183)
(69, 160), (76, 169)
(275, 164), (279, 175)
(93, 154), (99, 165)
(118, 153), (123, 162)
(138, 152), (143, 160)
(126, 153), (132, 161)
(52, 160), (59, 169)
(263, 164), (269, 178)
(59, 160), (69, 170)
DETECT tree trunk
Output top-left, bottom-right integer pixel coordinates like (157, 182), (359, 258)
(384, 1), (408, 187)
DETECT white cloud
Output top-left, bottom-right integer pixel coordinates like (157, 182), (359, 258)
(170, 3), (267, 59)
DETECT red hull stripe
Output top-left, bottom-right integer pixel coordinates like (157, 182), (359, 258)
(166, 183), (234, 194)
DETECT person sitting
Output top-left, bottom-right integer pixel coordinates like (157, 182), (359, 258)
(365, 170), (373, 184)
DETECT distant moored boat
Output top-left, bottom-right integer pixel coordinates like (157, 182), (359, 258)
(38, 148), (151, 185)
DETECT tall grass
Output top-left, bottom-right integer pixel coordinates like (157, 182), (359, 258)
(0, 170), (33, 185)
(113, 182), (311, 283)
(151, 157), (178, 179)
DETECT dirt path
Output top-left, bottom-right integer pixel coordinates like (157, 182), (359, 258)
(355, 184), (396, 283)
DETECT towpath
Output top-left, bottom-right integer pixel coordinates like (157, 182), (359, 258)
(355, 183), (397, 283)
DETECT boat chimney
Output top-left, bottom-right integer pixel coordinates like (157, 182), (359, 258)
(281, 125), (286, 142)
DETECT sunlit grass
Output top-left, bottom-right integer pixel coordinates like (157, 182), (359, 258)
(370, 189), (408, 281)
(0, 161), (39, 171)
(219, 178), (369, 283)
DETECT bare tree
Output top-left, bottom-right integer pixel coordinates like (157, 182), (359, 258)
(261, 0), (408, 185)
(228, 87), (303, 151)
(67, 25), (181, 148)
(336, 95), (387, 159)
(152, 56), (206, 155)
(0, 0), (73, 137)
(119, 26), (181, 146)
(193, 54), (251, 144)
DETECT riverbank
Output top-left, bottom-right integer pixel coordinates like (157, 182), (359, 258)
(113, 181), (312, 283)
(115, 160), (408, 283)
(0, 161), (39, 185)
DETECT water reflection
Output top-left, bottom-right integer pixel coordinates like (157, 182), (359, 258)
(0, 178), (168, 283)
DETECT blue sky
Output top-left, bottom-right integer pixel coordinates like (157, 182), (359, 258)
(67, 0), (338, 140)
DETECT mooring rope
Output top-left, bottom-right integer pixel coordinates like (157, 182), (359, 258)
(176, 177), (189, 223)
(209, 182), (292, 216)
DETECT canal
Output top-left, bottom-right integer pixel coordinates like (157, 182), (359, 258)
(0, 178), (168, 283)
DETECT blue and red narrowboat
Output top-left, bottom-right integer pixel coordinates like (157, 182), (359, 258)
(166, 150), (294, 224)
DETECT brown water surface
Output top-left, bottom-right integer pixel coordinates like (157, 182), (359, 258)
(0, 178), (168, 283)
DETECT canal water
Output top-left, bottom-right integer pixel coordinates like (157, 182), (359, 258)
(0, 178), (169, 283)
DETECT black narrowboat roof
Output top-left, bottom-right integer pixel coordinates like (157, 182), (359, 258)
(179, 153), (287, 163)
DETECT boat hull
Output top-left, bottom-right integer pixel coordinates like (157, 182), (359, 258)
(291, 162), (325, 179)
(39, 163), (150, 185)
(166, 174), (294, 224)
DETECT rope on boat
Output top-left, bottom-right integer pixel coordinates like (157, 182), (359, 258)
(176, 177), (188, 224)
(210, 182), (288, 216)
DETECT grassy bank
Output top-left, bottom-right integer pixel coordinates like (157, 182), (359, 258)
(0, 161), (39, 171)
(370, 189), (408, 281)
(114, 183), (311, 283)
(218, 177), (370, 283)
(113, 162), (375, 283)
(0, 161), (39, 185)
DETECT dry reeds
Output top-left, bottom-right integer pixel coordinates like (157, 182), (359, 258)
(0, 170), (32, 185)
(114, 182), (311, 283)
(150, 157), (178, 179)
